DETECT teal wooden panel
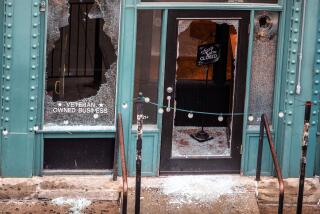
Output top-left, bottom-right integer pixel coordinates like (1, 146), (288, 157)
(34, 0), (46, 176)
(0, 0), (4, 156)
(0, 0), (41, 177)
(278, 0), (320, 178)
(129, 131), (160, 176)
(0, 0), (3, 77)
(33, 134), (43, 176)
(316, 142), (320, 175)
(1, 134), (33, 177)
(280, 0), (303, 178)
(240, 10), (254, 172)
(311, 9), (320, 176)
(116, 5), (137, 165)
(288, 0), (320, 177)
(9, 1), (32, 132)
(242, 134), (273, 176)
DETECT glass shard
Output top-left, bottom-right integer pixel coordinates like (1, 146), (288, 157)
(44, 0), (120, 127)
(249, 11), (279, 126)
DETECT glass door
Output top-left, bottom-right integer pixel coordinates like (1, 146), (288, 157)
(160, 10), (249, 174)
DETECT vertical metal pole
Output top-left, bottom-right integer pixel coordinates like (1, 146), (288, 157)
(135, 93), (144, 214)
(84, 4), (88, 76)
(296, 101), (312, 214)
(256, 114), (265, 181)
(94, 19), (102, 85)
(76, 4), (80, 76)
(67, 4), (72, 76)
(279, 189), (284, 214)
(201, 65), (210, 132)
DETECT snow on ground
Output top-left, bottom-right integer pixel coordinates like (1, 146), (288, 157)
(172, 126), (230, 157)
(137, 175), (255, 205)
(52, 197), (91, 214)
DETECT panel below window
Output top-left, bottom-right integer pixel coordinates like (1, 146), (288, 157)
(44, 138), (114, 170)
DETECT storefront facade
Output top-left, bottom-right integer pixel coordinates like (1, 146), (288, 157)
(0, 0), (319, 177)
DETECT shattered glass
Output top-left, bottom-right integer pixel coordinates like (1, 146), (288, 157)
(171, 19), (239, 158)
(248, 11), (279, 126)
(142, 0), (277, 3)
(44, 0), (120, 127)
(47, 0), (69, 54)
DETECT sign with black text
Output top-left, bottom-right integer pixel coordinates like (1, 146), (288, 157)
(196, 43), (220, 66)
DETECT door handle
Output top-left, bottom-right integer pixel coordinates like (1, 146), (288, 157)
(54, 81), (60, 95)
(166, 96), (171, 112)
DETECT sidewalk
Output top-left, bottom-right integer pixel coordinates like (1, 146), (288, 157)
(127, 175), (259, 214)
(0, 175), (318, 213)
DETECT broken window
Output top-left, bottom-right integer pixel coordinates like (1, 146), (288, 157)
(142, 0), (277, 3)
(44, 0), (120, 128)
(172, 19), (239, 158)
(248, 11), (279, 126)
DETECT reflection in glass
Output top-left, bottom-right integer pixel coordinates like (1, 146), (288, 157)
(133, 10), (162, 124)
(44, 0), (120, 127)
(171, 19), (238, 158)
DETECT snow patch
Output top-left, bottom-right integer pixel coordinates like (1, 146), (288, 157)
(155, 176), (237, 204)
(52, 197), (91, 214)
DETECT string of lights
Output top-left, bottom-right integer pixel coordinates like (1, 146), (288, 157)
(120, 96), (309, 123)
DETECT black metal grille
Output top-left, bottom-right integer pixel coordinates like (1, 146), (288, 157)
(47, 0), (102, 80)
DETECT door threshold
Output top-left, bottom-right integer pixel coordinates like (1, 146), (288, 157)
(160, 170), (240, 175)
(42, 169), (113, 176)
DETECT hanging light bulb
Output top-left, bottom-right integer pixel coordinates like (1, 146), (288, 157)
(278, 112), (284, 118)
(158, 108), (164, 114)
(122, 102), (128, 109)
(188, 112), (194, 119)
(144, 97), (150, 103)
(93, 114), (99, 119)
(2, 129), (8, 136)
(248, 115), (254, 122)
(218, 114), (224, 122)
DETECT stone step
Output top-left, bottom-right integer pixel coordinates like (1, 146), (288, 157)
(257, 177), (320, 214)
(0, 199), (119, 213)
(0, 176), (122, 201)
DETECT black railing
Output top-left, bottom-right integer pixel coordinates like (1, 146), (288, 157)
(256, 114), (284, 214)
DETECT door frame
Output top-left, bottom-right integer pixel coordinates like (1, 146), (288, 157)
(160, 10), (250, 174)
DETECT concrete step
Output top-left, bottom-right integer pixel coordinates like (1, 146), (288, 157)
(126, 175), (260, 214)
(257, 177), (320, 214)
(0, 200), (119, 213)
(0, 176), (121, 201)
(0, 175), (122, 213)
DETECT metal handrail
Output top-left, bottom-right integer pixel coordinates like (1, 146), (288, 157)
(116, 113), (128, 214)
(256, 114), (284, 214)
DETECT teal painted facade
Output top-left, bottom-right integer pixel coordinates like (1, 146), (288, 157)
(0, 0), (319, 178)
(313, 9), (320, 176)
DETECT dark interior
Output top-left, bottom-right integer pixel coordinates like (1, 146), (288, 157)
(175, 81), (231, 126)
(46, 0), (116, 102)
(174, 22), (235, 127)
(44, 138), (114, 170)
